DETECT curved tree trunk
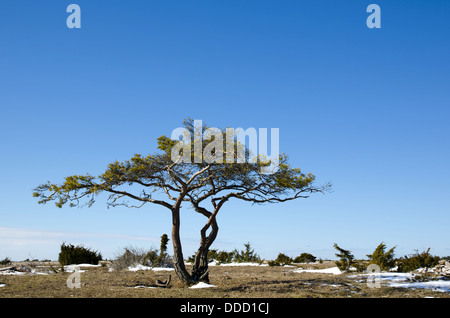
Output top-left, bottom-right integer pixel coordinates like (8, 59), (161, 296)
(171, 207), (195, 286)
(190, 208), (219, 283)
(191, 247), (210, 283)
(171, 205), (220, 286)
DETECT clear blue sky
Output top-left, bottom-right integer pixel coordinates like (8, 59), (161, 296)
(1, 0), (449, 261)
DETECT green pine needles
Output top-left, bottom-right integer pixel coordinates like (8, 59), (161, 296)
(58, 243), (102, 266)
(366, 242), (396, 271)
(333, 243), (356, 272)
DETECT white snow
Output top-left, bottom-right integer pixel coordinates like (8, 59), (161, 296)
(293, 266), (450, 292)
(0, 283), (6, 287)
(208, 261), (268, 267)
(390, 280), (450, 292)
(0, 270), (25, 276)
(293, 266), (342, 275)
(354, 270), (450, 293)
(126, 264), (174, 272)
(66, 263), (101, 267)
(189, 282), (217, 289)
(127, 264), (153, 271)
(151, 267), (174, 271)
(0, 266), (50, 276)
(354, 272), (412, 282)
(64, 264), (101, 272)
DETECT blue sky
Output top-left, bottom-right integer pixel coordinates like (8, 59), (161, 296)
(0, 0), (449, 261)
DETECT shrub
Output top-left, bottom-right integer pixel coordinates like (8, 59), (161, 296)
(111, 234), (173, 270)
(187, 249), (235, 265)
(396, 248), (440, 272)
(233, 243), (263, 264)
(112, 246), (154, 270)
(333, 243), (356, 272)
(0, 257), (11, 265)
(353, 260), (368, 272)
(40, 259), (52, 263)
(159, 234), (169, 258)
(191, 243), (263, 265)
(155, 234), (173, 267)
(367, 242), (396, 271)
(58, 243), (102, 266)
(268, 253), (293, 266)
(207, 249), (235, 265)
(294, 253), (317, 263)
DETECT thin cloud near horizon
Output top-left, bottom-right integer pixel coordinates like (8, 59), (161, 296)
(0, 227), (163, 261)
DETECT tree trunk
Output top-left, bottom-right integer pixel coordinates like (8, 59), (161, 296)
(191, 245), (210, 283)
(171, 207), (195, 286)
(171, 205), (219, 286)
(191, 214), (219, 283)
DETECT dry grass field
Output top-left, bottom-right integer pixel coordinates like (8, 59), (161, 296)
(1, 261), (449, 299)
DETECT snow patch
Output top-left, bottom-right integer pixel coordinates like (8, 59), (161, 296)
(64, 264), (101, 272)
(126, 264), (174, 272)
(353, 266), (450, 293)
(152, 267), (174, 271)
(189, 282), (217, 289)
(390, 280), (450, 293)
(209, 261), (268, 267)
(127, 264), (153, 271)
(293, 267), (342, 275)
(0, 270), (25, 276)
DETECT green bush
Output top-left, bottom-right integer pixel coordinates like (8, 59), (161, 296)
(217, 250), (235, 264)
(333, 243), (356, 272)
(149, 233), (173, 267)
(190, 243), (263, 265)
(396, 248), (440, 272)
(0, 257), (11, 265)
(294, 253), (317, 263)
(367, 242), (396, 271)
(58, 243), (102, 266)
(142, 248), (160, 266)
(207, 249), (235, 265)
(159, 234), (169, 258)
(233, 243), (263, 264)
(268, 253), (293, 266)
(187, 249), (235, 265)
(353, 260), (368, 272)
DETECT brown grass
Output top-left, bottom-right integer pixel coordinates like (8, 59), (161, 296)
(0, 262), (448, 298)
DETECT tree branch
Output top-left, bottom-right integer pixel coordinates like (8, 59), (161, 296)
(104, 188), (173, 210)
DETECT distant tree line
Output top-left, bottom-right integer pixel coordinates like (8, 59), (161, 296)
(1, 239), (445, 276)
(187, 243), (264, 265)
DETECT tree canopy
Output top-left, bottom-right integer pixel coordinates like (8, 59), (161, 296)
(33, 118), (331, 285)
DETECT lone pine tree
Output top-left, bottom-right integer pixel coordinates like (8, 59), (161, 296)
(367, 242), (396, 271)
(33, 118), (330, 285)
(333, 243), (356, 272)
